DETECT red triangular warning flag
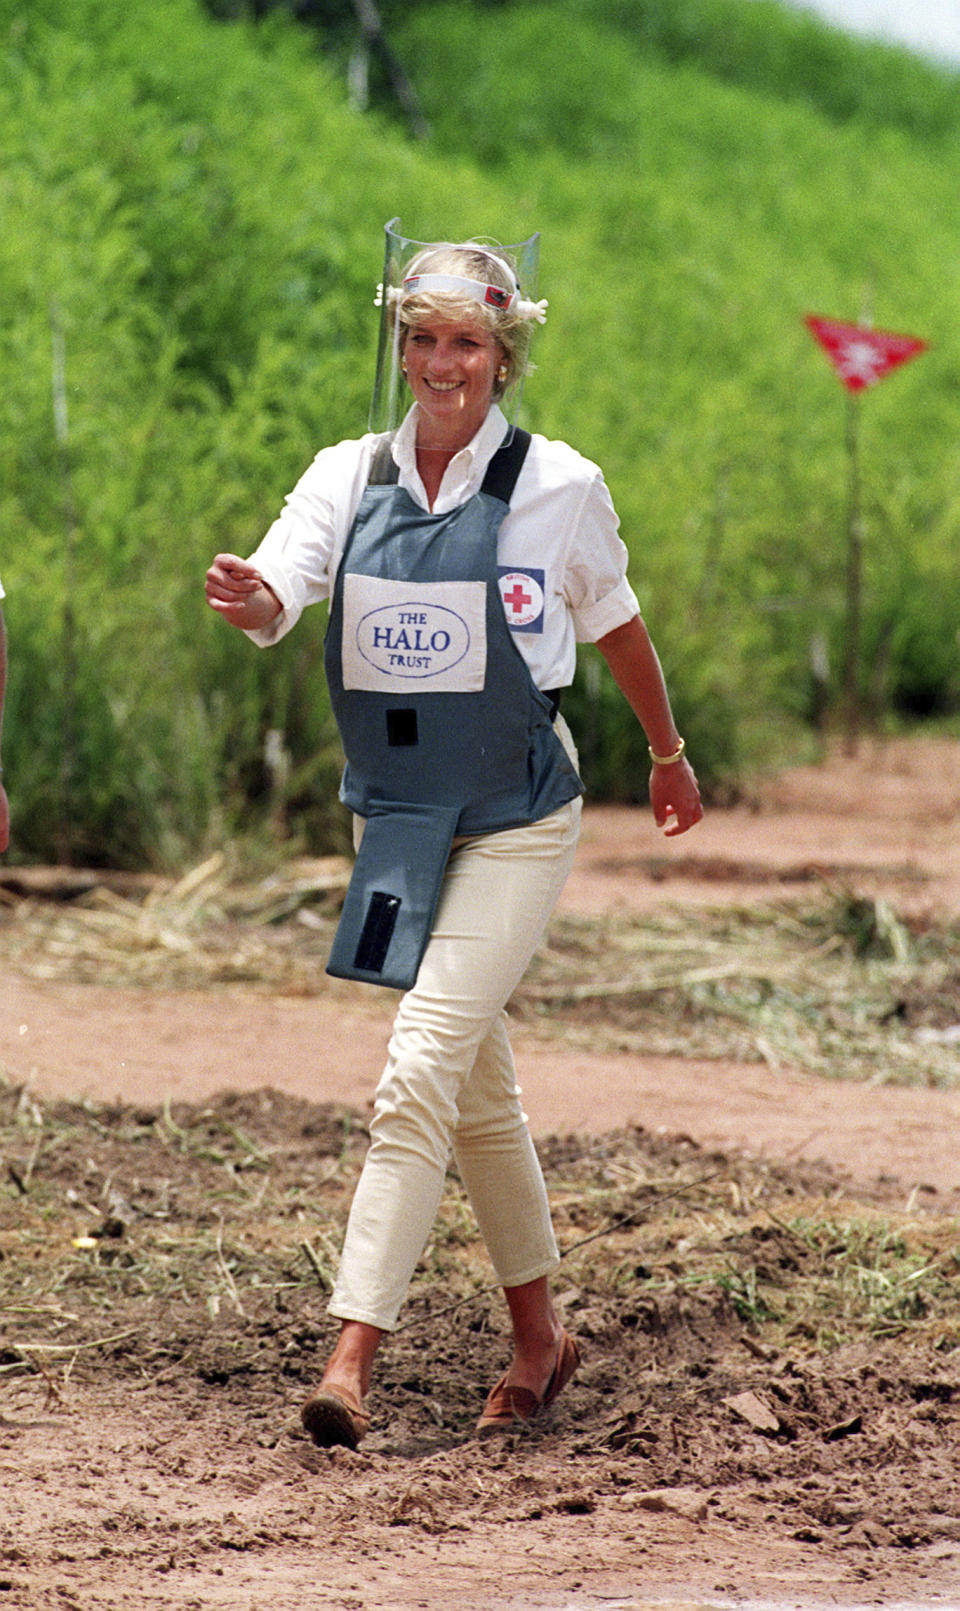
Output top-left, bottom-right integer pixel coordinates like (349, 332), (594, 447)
(804, 315), (928, 392)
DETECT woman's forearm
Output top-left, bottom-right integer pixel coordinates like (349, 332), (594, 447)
(595, 614), (682, 757)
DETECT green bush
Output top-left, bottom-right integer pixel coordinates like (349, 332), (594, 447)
(2, 0), (959, 866)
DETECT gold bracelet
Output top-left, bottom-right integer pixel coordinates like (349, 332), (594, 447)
(648, 736), (685, 766)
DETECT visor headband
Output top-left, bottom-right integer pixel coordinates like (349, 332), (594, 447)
(403, 272), (515, 308)
(398, 272), (548, 324)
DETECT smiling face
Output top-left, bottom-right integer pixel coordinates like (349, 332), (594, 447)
(401, 315), (506, 450)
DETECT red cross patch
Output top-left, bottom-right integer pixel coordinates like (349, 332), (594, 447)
(497, 568), (545, 633)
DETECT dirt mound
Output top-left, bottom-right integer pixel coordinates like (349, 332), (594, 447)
(3, 1081), (960, 1608)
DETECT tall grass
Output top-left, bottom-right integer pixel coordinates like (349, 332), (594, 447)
(397, 2), (960, 745)
(2, 0), (959, 864)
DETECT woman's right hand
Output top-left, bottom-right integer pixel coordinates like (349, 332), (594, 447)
(205, 554), (283, 630)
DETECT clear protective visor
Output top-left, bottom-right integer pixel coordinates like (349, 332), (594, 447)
(369, 218), (543, 439)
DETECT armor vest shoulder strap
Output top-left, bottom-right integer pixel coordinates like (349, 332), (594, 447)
(367, 433), (400, 486)
(481, 428), (531, 504)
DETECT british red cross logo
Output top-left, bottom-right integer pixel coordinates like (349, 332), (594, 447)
(503, 581), (532, 616)
(497, 568), (545, 633)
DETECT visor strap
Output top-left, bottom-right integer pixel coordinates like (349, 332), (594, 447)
(401, 272), (518, 312)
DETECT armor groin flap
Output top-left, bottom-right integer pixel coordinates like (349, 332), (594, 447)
(326, 801), (461, 990)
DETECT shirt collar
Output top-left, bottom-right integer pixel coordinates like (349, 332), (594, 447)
(392, 404), (511, 497)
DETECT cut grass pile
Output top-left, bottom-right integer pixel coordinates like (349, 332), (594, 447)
(4, 862), (959, 1086)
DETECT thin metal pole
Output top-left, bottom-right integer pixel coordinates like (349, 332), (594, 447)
(50, 299), (77, 864)
(842, 389), (863, 757)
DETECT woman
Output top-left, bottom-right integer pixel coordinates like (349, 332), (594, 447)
(205, 228), (702, 1448)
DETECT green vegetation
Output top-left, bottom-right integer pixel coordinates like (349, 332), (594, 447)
(3, 0), (959, 866)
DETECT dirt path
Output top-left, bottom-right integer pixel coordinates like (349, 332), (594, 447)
(4, 734), (960, 1610)
(7, 972), (960, 1198)
(7, 735), (960, 1193)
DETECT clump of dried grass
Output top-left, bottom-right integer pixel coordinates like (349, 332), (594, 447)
(4, 867), (960, 1085)
(0, 853), (348, 990)
(513, 892), (960, 1089)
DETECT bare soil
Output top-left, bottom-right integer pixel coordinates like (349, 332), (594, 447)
(3, 735), (960, 1610)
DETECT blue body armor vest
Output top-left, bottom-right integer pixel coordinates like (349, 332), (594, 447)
(324, 428), (584, 990)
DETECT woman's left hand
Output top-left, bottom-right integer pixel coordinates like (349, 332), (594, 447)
(650, 756), (703, 837)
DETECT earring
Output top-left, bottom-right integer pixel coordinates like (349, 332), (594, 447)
(497, 365), (508, 383)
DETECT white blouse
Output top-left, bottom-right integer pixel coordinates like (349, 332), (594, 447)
(246, 404), (639, 690)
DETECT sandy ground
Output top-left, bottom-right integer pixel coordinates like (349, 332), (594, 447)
(3, 734), (960, 1610)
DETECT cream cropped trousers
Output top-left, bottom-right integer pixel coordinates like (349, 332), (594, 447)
(328, 715), (582, 1333)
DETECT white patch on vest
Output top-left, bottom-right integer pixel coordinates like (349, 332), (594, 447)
(342, 574), (487, 691)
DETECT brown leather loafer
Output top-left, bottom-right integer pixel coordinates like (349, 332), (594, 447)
(300, 1385), (370, 1450)
(476, 1329), (581, 1435)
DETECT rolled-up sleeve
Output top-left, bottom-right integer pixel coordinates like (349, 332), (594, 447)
(244, 438), (369, 647)
(563, 471), (640, 643)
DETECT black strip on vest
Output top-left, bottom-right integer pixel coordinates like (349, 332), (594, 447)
(353, 891), (401, 973)
(480, 428), (531, 504)
(367, 434), (400, 486)
(386, 708), (419, 746)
